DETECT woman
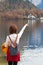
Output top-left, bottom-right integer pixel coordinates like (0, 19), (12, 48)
(4, 23), (28, 65)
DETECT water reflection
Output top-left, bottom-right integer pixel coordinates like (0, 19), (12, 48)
(28, 23), (43, 49)
(0, 19), (43, 50)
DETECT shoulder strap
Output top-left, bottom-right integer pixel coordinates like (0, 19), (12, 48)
(9, 34), (18, 47)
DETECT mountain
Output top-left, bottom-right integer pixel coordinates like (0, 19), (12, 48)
(0, 0), (37, 11)
(0, 0), (43, 19)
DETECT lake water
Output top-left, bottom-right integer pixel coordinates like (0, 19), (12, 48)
(0, 19), (43, 49)
(17, 21), (43, 65)
(0, 19), (43, 65)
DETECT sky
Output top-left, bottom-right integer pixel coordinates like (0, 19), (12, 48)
(29, 0), (43, 9)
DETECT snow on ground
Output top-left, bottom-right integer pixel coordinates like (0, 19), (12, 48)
(18, 48), (43, 65)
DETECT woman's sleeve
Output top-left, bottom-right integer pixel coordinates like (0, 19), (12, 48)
(18, 24), (28, 39)
(4, 36), (10, 47)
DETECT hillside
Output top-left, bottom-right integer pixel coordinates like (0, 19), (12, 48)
(0, 0), (37, 11)
(0, 0), (43, 19)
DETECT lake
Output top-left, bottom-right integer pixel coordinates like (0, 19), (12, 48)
(0, 19), (43, 50)
(0, 19), (43, 65)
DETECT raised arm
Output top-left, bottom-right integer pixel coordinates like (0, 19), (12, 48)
(18, 23), (28, 39)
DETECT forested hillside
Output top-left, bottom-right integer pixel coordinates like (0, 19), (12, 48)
(0, 0), (43, 19)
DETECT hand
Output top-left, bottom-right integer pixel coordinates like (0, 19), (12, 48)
(26, 22), (29, 26)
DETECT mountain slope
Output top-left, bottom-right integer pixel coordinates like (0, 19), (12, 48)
(0, 0), (43, 19)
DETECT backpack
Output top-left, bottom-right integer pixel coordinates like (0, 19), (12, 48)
(9, 34), (18, 56)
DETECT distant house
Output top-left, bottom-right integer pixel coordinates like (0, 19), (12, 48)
(28, 14), (36, 25)
(40, 17), (43, 22)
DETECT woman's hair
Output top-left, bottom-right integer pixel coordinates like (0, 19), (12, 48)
(9, 24), (18, 34)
